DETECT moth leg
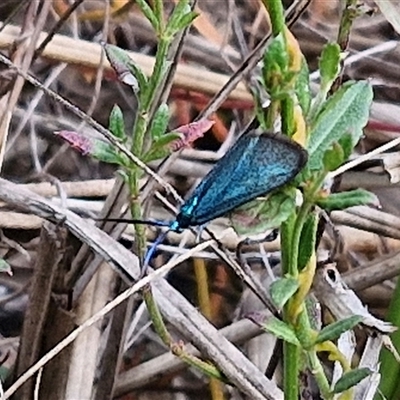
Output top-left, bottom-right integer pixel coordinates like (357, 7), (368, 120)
(194, 225), (206, 243)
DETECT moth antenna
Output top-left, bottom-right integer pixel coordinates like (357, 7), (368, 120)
(95, 218), (169, 227)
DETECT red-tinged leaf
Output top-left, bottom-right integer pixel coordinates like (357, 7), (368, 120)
(102, 43), (146, 91)
(170, 119), (214, 151)
(56, 130), (127, 166)
(55, 131), (94, 155)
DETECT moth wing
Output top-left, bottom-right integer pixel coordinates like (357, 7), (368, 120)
(188, 133), (307, 225)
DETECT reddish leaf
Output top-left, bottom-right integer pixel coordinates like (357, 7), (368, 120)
(55, 131), (93, 155)
(170, 119), (214, 151)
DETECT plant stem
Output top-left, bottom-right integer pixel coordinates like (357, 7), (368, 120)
(262, 0), (286, 37)
(307, 350), (332, 399)
(281, 97), (295, 136)
(289, 201), (312, 278)
(281, 213), (300, 400)
(281, 190), (322, 398)
(143, 37), (170, 111)
(129, 31), (171, 262)
(332, 0), (359, 91)
(283, 341), (300, 400)
(281, 221), (306, 400)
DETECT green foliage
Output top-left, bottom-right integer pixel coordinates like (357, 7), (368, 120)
(315, 316), (363, 344)
(320, 132), (354, 172)
(263, 33), (289, 94)
(57, 1), (378, 396)
(135, 0), (160, 32)
(297, 212), (318, 271)
(316, 189), (379, 211)
(323, 142), (345, 172)
(333, 368), (371, 394)
(92, 140), (129, 166)
(319, 43), (341, 92)
(143, 132), (181, 162)
(270, 276), (300, 309)
(259, 316), (300, 346)
(230, 189), (297, 235)
(150, 103), (170, 140)
(166, 0), (197, 35)
(307, 81), (373, 171)
(103, 43), (147, 94)
(295, 58), (311, 115)
(248, 4), (375, 400)
(109, 105), (126, 140)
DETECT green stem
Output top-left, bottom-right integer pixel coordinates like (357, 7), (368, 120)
(337, 0), (358, 51)
(266, 99), (280, 130)
(281, 206), (309, 400)
(283, 341), (299, 400)
(281, 179), (326, 398)
(262, 0), (296, 136)
(143, 286), (225, 381)
(289, 201), (312, 278)
(281, 97), (294, 137)
(297, 307), (333, 400)
(129, 33), (171, 262)
(332, 0), (359, 91)
(281, 211), (295, 276)
(153, 0), (165, 31)
(143, 37), (169, 111)
(143, 286), (173, 345)
(262, 0), (286, 37)
(129, 173), (146, 261)
(281, 213), (299, 400)
(307, 350), (332, 399)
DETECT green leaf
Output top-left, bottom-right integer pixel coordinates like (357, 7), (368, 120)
(104, 44), (147, 94)
(316, 189), (379, 212)
(143, 132), (181, 162)
(166, 0), (191, 34)
(135, 0), (159, 32)
(154, 132), (182, 148)
(321, 134), (354, 172)
(323, 142), (344, 172)
(263, 33), (288, 94)
(108, 104), (126, 140)
(173, 11), (198, 32)
(229, 189), (297, 236)
(307, 81), (373, 170)
(258, 316), (300, 345)
(150, 103), (169, 139)
(319, 43), (341, 91)
(295, 58), (311, 115)
(333, 367), (371, 393)
(251, 84), (269, 129)
(143, 147), (172, 163)
(92, 141), (128, 166)
(338, 133), (353, 161)
(264, 33), (288, 73)
(315, 315), (363, 344)
(153, 0), (163, 25)
(116, 169), (129, 183)
(270, 276), (299, 309)
(298, 212), (318, 271)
